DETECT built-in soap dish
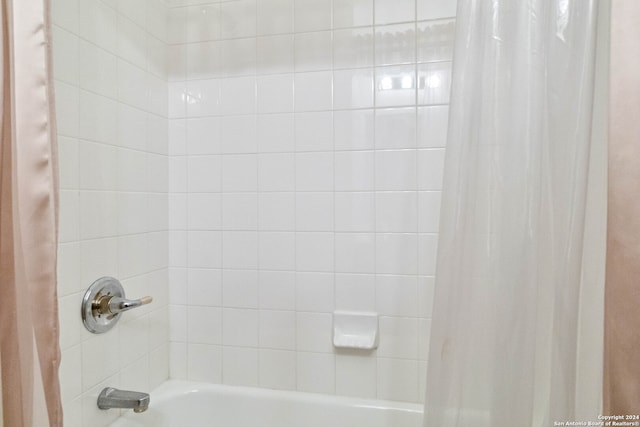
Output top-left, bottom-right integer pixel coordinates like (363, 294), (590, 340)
(333, 311), (379, 350)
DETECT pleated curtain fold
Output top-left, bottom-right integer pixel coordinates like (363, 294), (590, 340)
(0, 0), (62, 425)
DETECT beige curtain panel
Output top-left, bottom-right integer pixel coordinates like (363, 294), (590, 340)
(605, 0), (640, 415)
(0, 0), (62, 426)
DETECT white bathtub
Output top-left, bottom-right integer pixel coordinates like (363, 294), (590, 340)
(110, 380), (423, 427)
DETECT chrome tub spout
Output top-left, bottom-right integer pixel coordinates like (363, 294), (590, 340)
(97, 387), (150, 413)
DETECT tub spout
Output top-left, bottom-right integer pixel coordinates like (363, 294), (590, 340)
(98, 387), (150, 413)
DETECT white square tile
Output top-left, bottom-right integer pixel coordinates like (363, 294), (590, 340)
(334, 192), (375, 232)
(417, 105), (449, 148)
(334, 110), (375, 151)
(333, 27), (374, 69)
(295, 272), (335, 312)
(376, 275), (418, 316)
(259, 349), (296, 390)
(376, 191), (418, 232)
(223, 347), (259, 386)
(170, 231), (187, 267)
(374, 0), (415, 24)
(187, 193), (221, 230)
(333, 69), (374, 109)
(187, 117), (221, 155)
(257, 0), (294, 35)
(220, 76), (256, 115)
(79, 91), (117, 145)
(188, 306), (222, 344)
(335, 232), (375, 273)
(79, 0), (117, 52)
(296, 192), (334, 231)
(79, 40), (116, 97)
(222, 154), (258, 192)
(187, 343), (222, 383)
(222, 193), (258, 230)
(257, 74), (294, 113)
(375, 65), (417, 107)
(117, 104), (146, 151)
(295, 232), (334, 272)
(377, 358), (419, 402)
(187, 231), (222, 268)
(375, 107), (417, 149)
(375, 150), (417, 191)
(188, 156), (221, 192)
(334, 151), (375, 191)
(295, 112), (333, 152)
(220, 115), (257, 154)
(378, 316), (418, 359)
(417, 148), (445, 190)
(79, 141), (118, 190)
(333, 0), (373, 29)
(259, 232), (295, 270)
(259, 271), (296, 310)
(222, 308), (259, 347)
(294, 71), (333, 112)
(375, 233), (418, 275)
(222, 270), (259, 308)
(186, 79), (221, 117)
(294, 0), (332, 32)
(259, 310), (296, 350)
(79, 191), (117, 239)
(256, 35), (294, 74)
(257, 113), (295, 153)
(417, 62), (452, 105)
(294, 31), (333, 72)
(258, 192), (296, 231)
(335, 273), (376, 311)
(187, 268), (222, 306)
(296, 152), (334, 191)
(296, 312), (333, 352)
(258, 153), (296, 191)
(222, 231), (259, 269)
(297, 352), (335, 393)
(335, 353), (377, 398)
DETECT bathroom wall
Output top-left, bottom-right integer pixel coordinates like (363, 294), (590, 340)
(52, 0), (170, 426)
(167, 0), (456, 403)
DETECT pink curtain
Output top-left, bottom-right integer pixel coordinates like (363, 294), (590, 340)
(0, 0), (62, 425)
(604, 0), (640, 414)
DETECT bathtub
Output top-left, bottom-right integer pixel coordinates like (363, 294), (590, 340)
(110, 380), (423, 427)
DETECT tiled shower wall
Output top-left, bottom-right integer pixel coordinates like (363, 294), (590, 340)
(168, 0), (456, 403)
(52, 0), (170, 426)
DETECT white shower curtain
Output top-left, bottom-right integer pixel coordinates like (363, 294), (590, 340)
(424, 1), (602, 426)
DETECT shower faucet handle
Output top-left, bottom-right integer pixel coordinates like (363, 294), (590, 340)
(82, 277), (154, 334)
(97, 294), (153, 315)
